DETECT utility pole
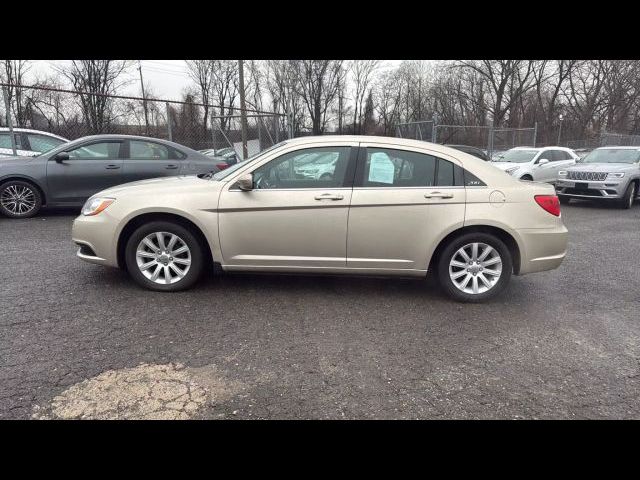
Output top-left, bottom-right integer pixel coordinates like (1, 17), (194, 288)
(238, 60), (249, 160)
(557, 114), (564, 145)
(138, 60), (150, 135)
(2, 87), (17, 156)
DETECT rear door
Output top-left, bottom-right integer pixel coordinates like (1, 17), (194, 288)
(121, 139), (188, 183)
(550, 150), (577, 182)
(533, 149), (557, 182)
(346, 143), (466, 272)
(46, 140), (124, 204)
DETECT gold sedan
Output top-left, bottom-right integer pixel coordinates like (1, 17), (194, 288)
(72, 136), (568, 302)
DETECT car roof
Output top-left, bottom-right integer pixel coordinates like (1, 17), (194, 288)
(65, 134), (201, 151)
(282, 135), (495, 157)
(0, 127), (68, 141)
(594, 146), (640, 150)
(510, 146), (573, 151)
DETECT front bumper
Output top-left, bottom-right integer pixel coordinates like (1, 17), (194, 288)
(555, 178), (625, 199)
(72, 213), (120, 268)
(516, 224), (568, 275)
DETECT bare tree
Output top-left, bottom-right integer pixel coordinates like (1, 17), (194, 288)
(210, 60), (239, 132)
(292, 60), (344, 134)
(456, 60), (537, 127)
(186, 60), (214, 135)
(349, 60), (380, 134)
(1, 60), (32, 127)
(57, 60), (132, 134)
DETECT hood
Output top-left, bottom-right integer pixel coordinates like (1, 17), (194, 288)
(95, 175), (222, 198)
(567, 163), (636, 173)
(490, 161), (524, 171)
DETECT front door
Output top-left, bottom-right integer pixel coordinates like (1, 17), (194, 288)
(218, 143), (357, 270)
(347, 144), (466, 272)
(46, 140), (124, 204)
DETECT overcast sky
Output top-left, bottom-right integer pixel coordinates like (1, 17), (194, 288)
(27, 60), (404, 101)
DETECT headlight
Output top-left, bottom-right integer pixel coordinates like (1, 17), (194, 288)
(82, 197), (115, 216)
(558, 170), (568, 177)
(607, 172), (625, 179)
(505, 166), (519, 175)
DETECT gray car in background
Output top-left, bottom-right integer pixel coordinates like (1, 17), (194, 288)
(555, 146), (640, 208)
(0, 134), (220, 218)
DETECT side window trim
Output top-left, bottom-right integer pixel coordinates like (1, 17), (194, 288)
(64, 140), (124, 160)
(249, 145), (355, 190)
(126, 139), (178, 160)
(355, 146), (466, 188)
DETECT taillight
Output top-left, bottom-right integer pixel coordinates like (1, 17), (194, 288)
(216, 162), (229, 170)
(534, 195), (560, 216)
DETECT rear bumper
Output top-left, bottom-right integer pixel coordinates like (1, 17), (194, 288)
(516, 224), (568, 275)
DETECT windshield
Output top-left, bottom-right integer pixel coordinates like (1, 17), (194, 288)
(582, 148), (640, 164)
(211, 141), (288, 181)
(494, 149), (539, 163)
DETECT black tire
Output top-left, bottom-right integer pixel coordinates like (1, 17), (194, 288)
(437, 232), (513, 303)
(0, 180), (42, 218)
(558, 195), (571, 205)
(520, 175), (533, 181)
(619, 182), (636, 209)
(124, 221), (205, 292)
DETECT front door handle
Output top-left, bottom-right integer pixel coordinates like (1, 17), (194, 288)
(165, 164), (179, 170)
(314, 193), (344, 201)
(424, 191), (454, 199)
(105, 164), (120, 169)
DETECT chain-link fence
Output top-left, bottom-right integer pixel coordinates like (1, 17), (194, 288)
(395, 119), (537, 158)
(0, 83), (285, 158)
(395, 120), (435, 142)
(557, 132), (640, 151)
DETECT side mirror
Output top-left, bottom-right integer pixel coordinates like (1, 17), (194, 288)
(537, 158), (549, 165)
(54, 152), (70, 163)
(236, 173), (253, 191)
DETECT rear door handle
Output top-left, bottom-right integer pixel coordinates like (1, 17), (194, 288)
(165, 164), (179, 170)
(314, 193), (344, 201)
(424, 191), (454, 199)
(105, 164), (120, 169)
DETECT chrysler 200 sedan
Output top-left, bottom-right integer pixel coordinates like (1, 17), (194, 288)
(72, 136), (568, 302)
(0, 135), (219, 218)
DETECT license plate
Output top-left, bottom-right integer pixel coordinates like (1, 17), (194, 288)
(574, 182), (589, 190)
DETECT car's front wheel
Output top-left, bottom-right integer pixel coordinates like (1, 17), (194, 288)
(0, 180), (42, 218)
(619, 182), (636, 209)
(437, 232), (512, 303)
(125, 221), (205, 292)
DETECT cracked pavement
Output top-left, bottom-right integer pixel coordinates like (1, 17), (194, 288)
(1, 202), (639, 419)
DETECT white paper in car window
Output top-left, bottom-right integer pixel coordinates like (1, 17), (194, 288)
(368, 152), (395, 184)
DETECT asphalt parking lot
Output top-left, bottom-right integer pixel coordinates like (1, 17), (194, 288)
(1, 201), (639, 419)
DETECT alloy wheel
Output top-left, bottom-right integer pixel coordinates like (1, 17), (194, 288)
(1, 184), (36, 216)
(449, 242), (503, 295)
(135, 232), (191, 285)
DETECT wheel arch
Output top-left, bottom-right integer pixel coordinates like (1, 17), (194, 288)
(116, 212), (216, 271)
(428, 224), (522, 275)
(0, 175), (47, 205)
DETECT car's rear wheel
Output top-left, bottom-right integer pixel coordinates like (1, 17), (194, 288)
(125, 221), (205, 292)
(437, 232), (512, 303)
(619, 182), (636, 209)
(558, 195), (571, 205)
(0, 180), (42, 218)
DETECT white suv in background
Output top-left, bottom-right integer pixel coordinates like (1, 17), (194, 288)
(491, 146), (579, 183)
(0, 128), (68, 157)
